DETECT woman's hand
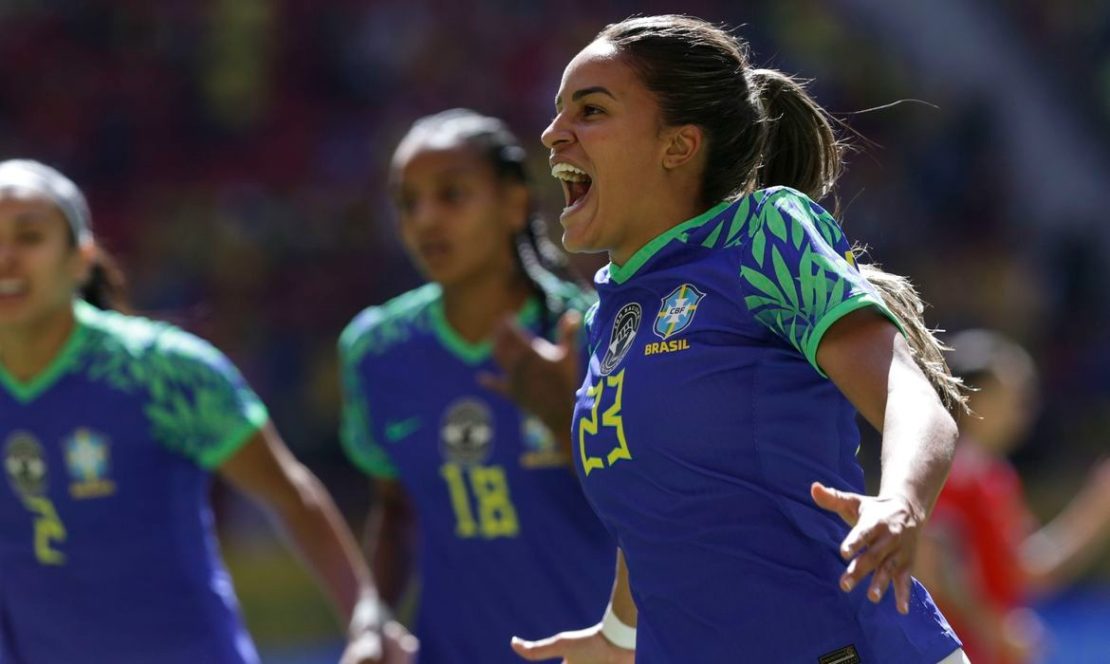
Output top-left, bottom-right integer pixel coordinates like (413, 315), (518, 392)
(511, 625), (635, 663)
(340, 620), (419, 664)
(811, 482), (924, 614)
(480, 310), (583, 437)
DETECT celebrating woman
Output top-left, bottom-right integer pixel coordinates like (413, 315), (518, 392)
(511, 15), (968, 664)
(0, 159), (413, 664)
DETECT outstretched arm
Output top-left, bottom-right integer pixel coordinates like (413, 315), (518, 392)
(811, 309), (958, 614)
(220, 423), (417, 663)
(1022, 458), (1110, 593)
(512, 548), (636, 663)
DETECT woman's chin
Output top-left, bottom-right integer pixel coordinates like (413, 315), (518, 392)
(560, 229), (600, 255)
(559, 209), (602, 254)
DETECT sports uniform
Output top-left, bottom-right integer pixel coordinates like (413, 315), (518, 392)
(573, 187), (962, 662)
(340, 282), (613, 663)
(0, 301), (265, 663)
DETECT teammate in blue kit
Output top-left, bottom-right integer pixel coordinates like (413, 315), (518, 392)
(0, 160), (414, 664)
(338, 110), (613, 663)
(511, 15), (971, 664)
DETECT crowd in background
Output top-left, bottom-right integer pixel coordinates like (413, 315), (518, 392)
(1, 0), (1108, 653)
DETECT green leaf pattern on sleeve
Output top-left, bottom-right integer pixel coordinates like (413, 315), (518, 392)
(337, 309), (401, 479)
(737, 188), (894, 374)
(76, 312), (267, 468)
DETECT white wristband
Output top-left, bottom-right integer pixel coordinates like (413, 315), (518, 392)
(600, 602), (636, 650)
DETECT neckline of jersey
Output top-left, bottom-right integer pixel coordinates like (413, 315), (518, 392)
(428, 293), (541, 365)
(0, 299), (92, 403)
(607, 200), (732, 285)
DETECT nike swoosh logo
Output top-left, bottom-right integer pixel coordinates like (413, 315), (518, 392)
(384, 417), (422, 443)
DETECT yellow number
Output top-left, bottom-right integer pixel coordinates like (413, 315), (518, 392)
(578, 369), (631, 476)
(470, 466), (519, 538)
(24, 496), (66, 565)
(440, 464), (479, 538)
(602, 370), (631, 466)
(440, 464), (519, 539)
(578, 381), (606, 476)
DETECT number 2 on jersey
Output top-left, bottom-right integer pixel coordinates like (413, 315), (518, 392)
(24, 496), (67, 565)
(440, 464), (519, 539)
(578, 368), (631, 476)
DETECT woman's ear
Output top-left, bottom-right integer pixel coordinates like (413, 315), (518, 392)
(662, 124), (704, 170)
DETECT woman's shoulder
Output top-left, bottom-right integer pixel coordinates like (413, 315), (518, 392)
(75, 300), (239, 380)
(339, 283), (441, 363)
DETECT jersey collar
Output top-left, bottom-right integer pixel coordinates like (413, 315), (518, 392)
(605, 201), (731, 285)
(0, 299), (90, 403)
(429, 294), (541, 365)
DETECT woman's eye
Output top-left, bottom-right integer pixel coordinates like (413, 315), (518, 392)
(582, 105), (604, 117)
(441, 186), (467, 203)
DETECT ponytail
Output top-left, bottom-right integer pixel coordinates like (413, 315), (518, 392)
(748, 69), (843, 205)
(748, 75), (966, 411)
(753, 71), (967, 410)
(80, 247), (130, 313)
(599, 15), (966, 410)
(858, 264), (968, 412)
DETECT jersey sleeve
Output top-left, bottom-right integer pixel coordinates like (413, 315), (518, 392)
(737, 187), (902, 375)
(145, 329), (269, 469)
(338, 318), (399, 479)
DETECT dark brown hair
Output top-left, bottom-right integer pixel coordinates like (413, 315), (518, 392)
(50, 196), (130, 313)
(598, 15), (965, 410)
(78, 246), (129, 313)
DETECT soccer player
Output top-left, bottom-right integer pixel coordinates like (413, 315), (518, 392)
(0, 159), (415, 664)
(917, 329), (1110, 664)
(338, 110), (613, 663)
(510, 15), (970, 663)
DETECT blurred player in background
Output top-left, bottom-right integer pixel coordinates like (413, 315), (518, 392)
(917, 329), (1110, 664)
(338, 109), (613, 663)
(0, 160), (415, 664)
(510, 15), (969, 664)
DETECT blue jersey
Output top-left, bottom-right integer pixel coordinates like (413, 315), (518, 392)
(574, 188), (961, 663)
(340, 282), (613, 664)
(0, 301), (266, 664)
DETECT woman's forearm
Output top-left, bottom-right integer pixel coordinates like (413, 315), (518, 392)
(268, 463), (379, 626)
(877, 338), (958, 519)
(368, 480), (416, 608)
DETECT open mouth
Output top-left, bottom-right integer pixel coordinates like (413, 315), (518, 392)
(0, 279), (28, 298)
(418, 240), (451, 265)
(551, 162), (592, 210)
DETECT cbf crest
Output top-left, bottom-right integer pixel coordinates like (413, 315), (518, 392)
(440, 398), (495, 466)
(654, 283), (705, 340)
(600, 302), (642, 375)
(518, 416), (566, 469)
(65, 428), (116, 499)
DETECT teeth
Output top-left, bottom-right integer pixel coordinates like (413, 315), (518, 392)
(0, 279), (26, 295)
(551, 162), (590, 182)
